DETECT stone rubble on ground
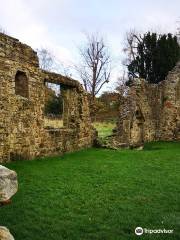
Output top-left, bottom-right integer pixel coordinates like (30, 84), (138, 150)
(0, 227), (14, 240)
(0, 165), (18, 240)
(0, 165), (18, 202)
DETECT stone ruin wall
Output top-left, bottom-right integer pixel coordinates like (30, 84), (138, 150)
(112, 63), (180, 147)
(0, 33), (95, 163)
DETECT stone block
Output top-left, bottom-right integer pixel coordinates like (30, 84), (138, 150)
(0, 165), (18, 202)
(0, 227), (14, 240)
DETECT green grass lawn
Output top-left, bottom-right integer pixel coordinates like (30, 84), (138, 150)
(0, 142), (180, 240)
(93, 121), (116, 138)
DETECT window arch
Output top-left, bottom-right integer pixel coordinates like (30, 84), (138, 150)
(15, 71), (29, 98)
(135, 107), (144, 121)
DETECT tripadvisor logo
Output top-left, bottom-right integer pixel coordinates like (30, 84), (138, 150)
(135, 226), (174, 235)
(135, 227), (143, 236)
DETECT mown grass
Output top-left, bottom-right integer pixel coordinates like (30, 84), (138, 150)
(93, 121), (116, 138)
(0, 142), (180, 240)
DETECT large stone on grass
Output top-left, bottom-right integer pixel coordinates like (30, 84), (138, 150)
(0, 165), (18, 202)
(0, 226), (14, 240)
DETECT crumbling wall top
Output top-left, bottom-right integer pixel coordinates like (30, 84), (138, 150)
(42, 70), (84, 90)
(0, 33), (39, 67)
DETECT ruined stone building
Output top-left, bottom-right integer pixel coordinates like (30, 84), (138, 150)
(111, 63), (180, 147)
(0, 33), (95, 163)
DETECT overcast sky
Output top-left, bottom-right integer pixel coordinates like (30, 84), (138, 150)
(0, 0), (180, 91)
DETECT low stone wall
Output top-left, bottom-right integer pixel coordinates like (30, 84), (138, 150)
(44, 117), (63, 128)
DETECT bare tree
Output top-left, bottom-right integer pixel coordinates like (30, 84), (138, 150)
(115, 70), (129, 95)
(76, 33), (111, 100)
(122, 29), (141, 68)
(37, 48), (54, 71)
(0, 26), (7, 34)
(37, 47), (73, 79)
(176, 20), (180, 44)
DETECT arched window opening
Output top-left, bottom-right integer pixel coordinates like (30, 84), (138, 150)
(15, 71), (29, 98)
(135, 107), (144, 121)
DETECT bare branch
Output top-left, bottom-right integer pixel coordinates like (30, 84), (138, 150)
(37, 48), (54, 71)
(76, 33), (111, 99)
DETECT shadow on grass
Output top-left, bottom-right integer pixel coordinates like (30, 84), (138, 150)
(143, 145), (161, 151)
(144, 141), (180, 151)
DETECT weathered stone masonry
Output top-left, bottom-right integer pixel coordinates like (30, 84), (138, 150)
(0, 33), (95, 163)
(111, 63), (180, 147)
